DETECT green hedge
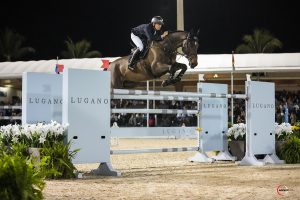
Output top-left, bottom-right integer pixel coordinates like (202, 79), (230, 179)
(280, 136), (300, 164)
(41, 141), (79, 179)
(0, 154), (45, 200)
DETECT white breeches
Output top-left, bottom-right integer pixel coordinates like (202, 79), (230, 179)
(131, 33), (144, 51)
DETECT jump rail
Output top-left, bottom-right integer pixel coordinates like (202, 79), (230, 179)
(111, 108), (199, 115)
(110, 147), (199, 155)
(113, 89), (247, 99)
(112, 94), (199, 101)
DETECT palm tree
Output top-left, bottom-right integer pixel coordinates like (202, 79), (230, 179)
(0, 28), (35, 61)
(61, 37), (102, 58)
(235, 28), (282, 53)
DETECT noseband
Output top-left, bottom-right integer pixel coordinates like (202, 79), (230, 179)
(181, 35), (198, 62)
(158, 32), (198, 63)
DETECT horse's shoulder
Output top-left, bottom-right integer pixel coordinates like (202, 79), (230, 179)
(151, 40), (163, 46)
(150, 42), (165, 52)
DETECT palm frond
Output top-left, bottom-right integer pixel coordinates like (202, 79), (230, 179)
(236, 28), (282, 53)
(15, 47), (35, 58)
(235, 44), (252, 53)
(61, 37), (102, 58)
(0, 28), (34, 61)
(85, 50), (102, 58)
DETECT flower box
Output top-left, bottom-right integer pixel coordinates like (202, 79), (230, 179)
(28, 147), (41, 168)
(0, 121), (68, 148)
(228, 140), (245, 161)
(227, 122), (293, 161)
(229, 141), (285, 161)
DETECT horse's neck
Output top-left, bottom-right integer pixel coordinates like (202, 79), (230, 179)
(160, 31), (187, 50)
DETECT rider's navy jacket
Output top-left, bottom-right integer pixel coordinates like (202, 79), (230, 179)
(131, 23), (163, 42)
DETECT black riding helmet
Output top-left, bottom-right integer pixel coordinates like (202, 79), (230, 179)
(151, 16), (164, 25)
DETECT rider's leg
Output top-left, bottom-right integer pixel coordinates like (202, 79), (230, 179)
(128, 48), (141, 70)
(129, 33), (144, 70)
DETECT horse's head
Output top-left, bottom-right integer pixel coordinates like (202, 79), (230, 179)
(182, 30), (199, 68)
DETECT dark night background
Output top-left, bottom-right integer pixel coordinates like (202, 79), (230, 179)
(1, 0), (299, 60)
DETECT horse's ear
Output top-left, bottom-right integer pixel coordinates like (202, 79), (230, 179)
(190, 28), (195, 35)
(188, 29), (194, 39)
(196, 29), (200, 36)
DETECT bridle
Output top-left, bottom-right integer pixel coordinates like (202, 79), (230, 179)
(155, 31), (198, 64)
(180, 34), (198, 63)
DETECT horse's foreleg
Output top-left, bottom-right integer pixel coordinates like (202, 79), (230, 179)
(173, 62), (187, 82)
(151, 62), (186, 87)
(161, 64), (178, 87)
(162, 63), (187, 86)
(152, 62), (171, 77)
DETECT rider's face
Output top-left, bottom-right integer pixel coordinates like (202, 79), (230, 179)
(154, 23), (162, 30)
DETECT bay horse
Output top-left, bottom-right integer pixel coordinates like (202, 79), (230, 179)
(108, 30), (199, 89)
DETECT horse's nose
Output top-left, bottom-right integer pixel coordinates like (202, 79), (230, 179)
(191, 62), (198, 68)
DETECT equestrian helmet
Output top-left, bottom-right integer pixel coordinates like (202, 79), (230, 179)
(151, 16), (164, 25)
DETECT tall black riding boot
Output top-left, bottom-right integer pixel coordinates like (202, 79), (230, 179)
(128, 48), (141, 71)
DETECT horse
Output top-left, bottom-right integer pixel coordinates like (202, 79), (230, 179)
(108, 30), (199, 89)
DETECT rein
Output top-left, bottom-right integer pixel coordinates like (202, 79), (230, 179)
(151, 31), (197, 63)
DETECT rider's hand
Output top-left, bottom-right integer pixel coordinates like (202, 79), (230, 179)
(162, 31), (168, 38)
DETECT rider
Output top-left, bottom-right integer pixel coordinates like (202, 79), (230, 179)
(128, 16), (169, 70)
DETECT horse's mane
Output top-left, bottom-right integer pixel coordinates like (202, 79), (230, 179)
(156, 30), (187, 44)
(167, 30), (187, 34)
(166, 30), (188, 36)
(167, 30), (199, 37)
(154, 30), (188, 46)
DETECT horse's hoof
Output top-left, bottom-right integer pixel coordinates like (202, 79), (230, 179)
(174, 77), (181, 82)
(162, 80), (172, 87)
(162, 80), (169, 87)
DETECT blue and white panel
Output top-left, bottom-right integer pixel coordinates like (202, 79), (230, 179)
(198, 83), (228, 151)
(246, 81), (275, 155)
(62, 68), (111, 163)
(22, 72), (62, 124)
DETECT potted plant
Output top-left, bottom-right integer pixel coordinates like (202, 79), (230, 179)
(1, 121), (79, 179)
(0, 153), (45, 200)
(292, 121), (300, 138)
(0, 121), (69, 168)
(227, 123), (246, 161)
(275, 122), (293, 154)
(40, 140), (79, 179)
(279, 136), (300, 163)
(226, 122), (294, 161)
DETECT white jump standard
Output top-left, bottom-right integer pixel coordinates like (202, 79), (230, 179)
(189, 83), (236, 163)
(22, 68), (284, 177)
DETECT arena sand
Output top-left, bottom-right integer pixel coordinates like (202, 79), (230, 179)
(44, 139), (300, 199)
